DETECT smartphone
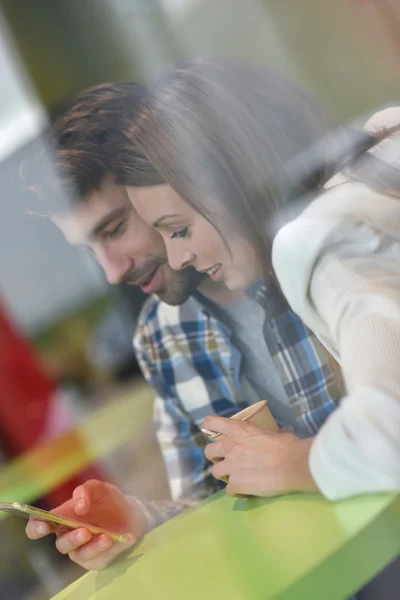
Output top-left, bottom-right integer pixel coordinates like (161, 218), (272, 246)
(0, 502), (130, 543)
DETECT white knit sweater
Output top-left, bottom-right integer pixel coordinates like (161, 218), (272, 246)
(272, 111), (400, 500)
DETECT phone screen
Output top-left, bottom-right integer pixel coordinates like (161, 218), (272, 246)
(0, 501), (130, 543)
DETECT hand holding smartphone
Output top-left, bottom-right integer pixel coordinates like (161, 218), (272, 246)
(0, 501), (130, 543)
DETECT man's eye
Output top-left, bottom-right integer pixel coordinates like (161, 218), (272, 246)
(103, 222), (126, 239)
(171, 227), (189, 239)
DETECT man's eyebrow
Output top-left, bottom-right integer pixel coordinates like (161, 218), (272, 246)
(153, 214), (180, 228)
(89, 208), (127, 240)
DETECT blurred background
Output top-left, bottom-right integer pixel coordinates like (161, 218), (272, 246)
(0, 1), (398, 598)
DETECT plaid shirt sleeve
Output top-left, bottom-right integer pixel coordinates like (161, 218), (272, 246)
(126, 495), (199, 531)
(133, 298), (223, 502)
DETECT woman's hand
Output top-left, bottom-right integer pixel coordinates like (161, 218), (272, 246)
(203, 416), (319, 497)
(26, 480), (147, 570)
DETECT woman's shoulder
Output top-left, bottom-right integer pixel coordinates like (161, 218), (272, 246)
(273, 180), (400, 259)
(275, 179), (398, 241)
(272, 181), (400, 317)
(364, 106), (400, 133)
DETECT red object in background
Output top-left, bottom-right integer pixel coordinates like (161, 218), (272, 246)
(0, 301), (101, 507)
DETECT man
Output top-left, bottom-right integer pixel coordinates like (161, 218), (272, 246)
(23, 82), (344, 570)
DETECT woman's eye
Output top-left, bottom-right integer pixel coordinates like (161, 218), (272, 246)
(171, 227), (189, 239)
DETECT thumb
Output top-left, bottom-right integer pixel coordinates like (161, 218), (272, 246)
(72, 483), (97, 515)
(72, 480), (111, 516)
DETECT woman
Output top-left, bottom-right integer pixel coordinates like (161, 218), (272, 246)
(128, 56), (400, 502)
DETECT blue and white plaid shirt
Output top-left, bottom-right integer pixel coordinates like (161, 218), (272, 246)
(134, 276), (345, 502)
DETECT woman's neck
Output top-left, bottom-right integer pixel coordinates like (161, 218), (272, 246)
(197, 277), (244, 306)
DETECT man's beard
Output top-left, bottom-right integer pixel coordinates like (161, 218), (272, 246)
(122, 257), (204, 306)
(157, 265), (205, 305)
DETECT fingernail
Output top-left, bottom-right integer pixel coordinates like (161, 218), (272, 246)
(76, 531), (89, 544)
(37, 524), (48, 535)
(201, 428), (216, 437)
(123, 533), (135, 545)
(76, 499), (86, 512)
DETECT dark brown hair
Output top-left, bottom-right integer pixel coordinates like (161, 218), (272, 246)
(20, 81), (164, 215)
(131, 57), (400, 275)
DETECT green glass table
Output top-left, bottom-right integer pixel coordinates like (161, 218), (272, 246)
(52, 491), (399, 600)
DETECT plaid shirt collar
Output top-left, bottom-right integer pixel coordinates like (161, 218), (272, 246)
(141, 276), (344, 435)
(246, 277), (344, 432)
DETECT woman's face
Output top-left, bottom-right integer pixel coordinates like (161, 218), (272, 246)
(127, 184), (261, 291)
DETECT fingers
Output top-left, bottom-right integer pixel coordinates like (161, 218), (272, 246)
(26, 518), (54, 539)
(204, 440), (225, 462)
(202, 416), (258, 439)
(29, 516), (136, 572)
(69, 534), (135, 570)
(26, 497), (78, 539)
(205, 436), (237, 464)
(225, 481), (241, 497)
(55, 527), (93, 555)
(72, 534), (130, 562)
(204, 442), (222, 461)
(202, 416), (240, 438)
(211, 459), (229, 482)
(72, 480), (108, 516)
(26, 482), (108, 542)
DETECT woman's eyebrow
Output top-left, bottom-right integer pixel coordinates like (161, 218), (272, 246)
(153, 213), (181, 227)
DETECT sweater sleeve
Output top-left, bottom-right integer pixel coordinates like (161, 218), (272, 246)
(273, 194), (400, 499)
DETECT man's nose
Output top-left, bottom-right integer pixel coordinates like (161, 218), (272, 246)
(96, 250), (133, 284)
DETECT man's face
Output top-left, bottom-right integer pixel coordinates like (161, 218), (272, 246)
(52, 177), (203, 305)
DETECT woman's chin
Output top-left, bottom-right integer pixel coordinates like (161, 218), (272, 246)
(224, 273), (248, 292)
